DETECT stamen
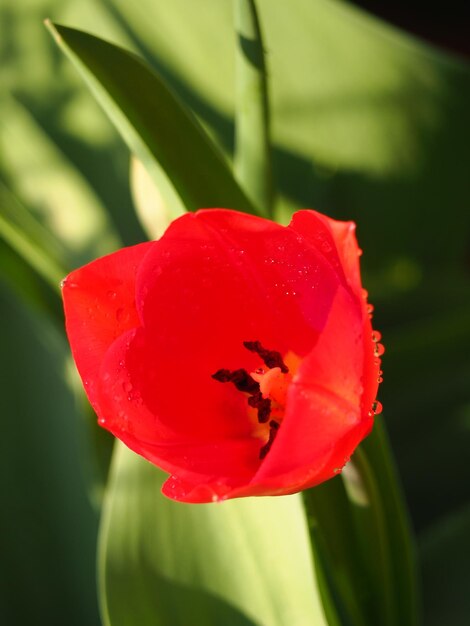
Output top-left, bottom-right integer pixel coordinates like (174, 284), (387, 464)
(259, 420), (280, 459)
(212, 341), (291, 460)
(243, 340), (289, 373)
(247, 392), (272, 423)
(212, 368), (259, 394)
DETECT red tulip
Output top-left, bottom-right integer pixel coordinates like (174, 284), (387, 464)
(62, 209), (382, 502)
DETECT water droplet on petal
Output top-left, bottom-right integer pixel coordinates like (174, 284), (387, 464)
(372, 400), (383, 414)
(122, 381), (133, 393)
(374, 343), (385, 357)
(372, 330), (382, 342)
(116, 307), (126, 322)
(107, 290), (117, 299)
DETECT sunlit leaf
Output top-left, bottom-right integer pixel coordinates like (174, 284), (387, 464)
(0, 95), (119, 264)
(0, 179), (65, 294)
(46, 22), (259, 217)
(129, 156), (171, 240)
(99, 443), (327, 626)
(234, 0), (273, 215)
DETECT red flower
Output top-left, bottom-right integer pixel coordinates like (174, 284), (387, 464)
(62, 209), (382, 502)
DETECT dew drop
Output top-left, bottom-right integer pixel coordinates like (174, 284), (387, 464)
(122, 381), (133, 393)
(377, 376), (384, 383)
(372, 400), (383, 415)
(107, 290), (117, 299)
(371, 330), (382, 342)
(374, 343), (385, 357)
(98, 417), (106, 425)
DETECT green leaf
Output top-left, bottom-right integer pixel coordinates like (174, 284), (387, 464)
(0, 95), (119, 265)
(304, 420), (421, 626)
(45, 21), (259, 218)
(99, 443), (327, 626)
(303, 477), (372, 626)
(129, 155), (172, 240)
(0, 290), (100, 626)
(234, 0), (273, 216)
(0, 179), (66, 295)
(343, 422), (421, 626)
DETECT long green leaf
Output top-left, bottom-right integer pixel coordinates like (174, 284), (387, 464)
(0, 180), (66, 294)
(234, 0), (273, 216)
(303, 419), (420, 626)
(0, 95), (119, 264)
(303, 477), (372, 626)
(0, 290), (100, 626)
(99, 443), (327, 626)
(45, 21), (259, 218)
(343, 421), (421, 626)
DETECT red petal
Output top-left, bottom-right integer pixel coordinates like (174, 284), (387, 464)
(327, 218), (362, 297)
(238, 284), (372, 496)
(96, 328), (260, 491)
(128, 209), (341, 445)
(62, 242), (153, 413)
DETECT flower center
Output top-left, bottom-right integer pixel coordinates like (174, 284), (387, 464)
(212, 341), (292, 459)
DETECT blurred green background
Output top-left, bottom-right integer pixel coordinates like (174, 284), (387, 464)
(1, 1), (469, 624)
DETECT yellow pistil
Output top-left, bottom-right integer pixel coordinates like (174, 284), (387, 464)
(251, 367), (290, 406)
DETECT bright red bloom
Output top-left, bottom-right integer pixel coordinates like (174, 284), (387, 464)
(62, 209), (382, 502)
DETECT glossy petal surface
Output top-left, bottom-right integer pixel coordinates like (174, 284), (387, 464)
(62, 242), (153, 413)
(63, 209), (381, 502)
